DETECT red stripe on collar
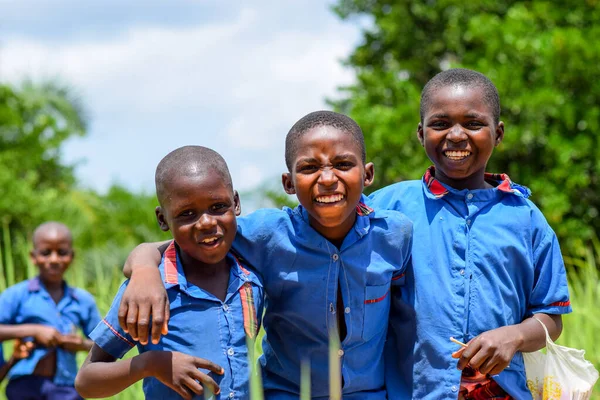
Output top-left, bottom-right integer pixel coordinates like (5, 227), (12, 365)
(423, 166), (515, 197)
(164, 241), (179, 285)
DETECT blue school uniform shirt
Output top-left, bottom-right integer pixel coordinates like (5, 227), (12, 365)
(369, 167), (572, 400)
(233, 198), (413, 399)
(90, 242), (264, 400)
(0, 276), (101, 386)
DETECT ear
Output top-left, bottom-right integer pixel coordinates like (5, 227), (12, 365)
(155, 206), (170, 232)
(363, 162), (375, 188)
(29, 249), (36, 264)
(281, 172), (296, 195)
(233, 191), (241, 216)
(417, 122), (425, 147)
(494, 121), (505, 146)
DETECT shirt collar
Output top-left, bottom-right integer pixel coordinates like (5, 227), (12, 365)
(161, 241), (261, 289)
(28, 276), (78, 301)
(422, 166), (531, 199)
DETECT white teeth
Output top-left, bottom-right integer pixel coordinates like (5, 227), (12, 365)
(201, 237), (219, 244)
(445, 150), (471, 160)
(315, 194), (345, 203)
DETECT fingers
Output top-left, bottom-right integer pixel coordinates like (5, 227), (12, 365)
(137, 303), (151, 345)
(194, 357), (224, 375)
(151, 300), (166, 345)
(457, 340), (480, 371)
(190, 368), (221, 396)
(126, 303), (139, 341)
(162, 303), (170, 336)
(118, 299), (130, 333)
(451, 347), (465, 359)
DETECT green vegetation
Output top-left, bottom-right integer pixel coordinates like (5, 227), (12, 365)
(1, 0), (599, 397)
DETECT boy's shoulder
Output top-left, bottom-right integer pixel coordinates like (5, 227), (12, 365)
(0, 279), (32, 298)
(68, 286), (97, 304)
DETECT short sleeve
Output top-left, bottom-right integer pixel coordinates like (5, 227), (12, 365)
(81, 294), (102, 337)
(385, 211), (413, 287)
(89, 281), (137, 359)
(0, 285), (22, 324)
(527, 226), (572, 316)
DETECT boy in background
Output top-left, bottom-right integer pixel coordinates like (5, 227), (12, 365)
(118, 111), (413, 399)
(0, 221), (101, 400)
(370, 69), (571, 399)
(75, 146), (263, 399)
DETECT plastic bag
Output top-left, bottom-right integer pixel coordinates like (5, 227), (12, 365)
(523, 316), (599, 400)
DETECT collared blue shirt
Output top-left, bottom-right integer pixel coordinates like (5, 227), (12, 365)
(0, 276), (101, 386)
(90, 242), (264, 400)
(369, 169), (571, 400)
(234, 197), (413, 399)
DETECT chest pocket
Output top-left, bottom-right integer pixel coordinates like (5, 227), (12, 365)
(362, 283), (391, 341)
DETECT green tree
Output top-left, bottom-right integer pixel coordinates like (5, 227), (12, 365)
(332, 0), (600, 254)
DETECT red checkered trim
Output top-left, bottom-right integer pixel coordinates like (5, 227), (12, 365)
(392, 273), (405, 281)
(364, 290), (389, 304)
(164, 241), (178, 284)
(102, 319), (135, 347)
(423, 166), (516, 198)
(356, 202), (374, 216)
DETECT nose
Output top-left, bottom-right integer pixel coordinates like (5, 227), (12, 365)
(196, 213), (217, 230)
(49, 251), (60, 264)
(317, 167), (338, 187)
(447, 124), (467, 142)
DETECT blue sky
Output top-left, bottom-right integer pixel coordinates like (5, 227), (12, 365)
(0, 1), (363, 200)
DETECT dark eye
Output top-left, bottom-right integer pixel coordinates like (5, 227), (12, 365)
(177, 210), (195, 218)
(58, 249), (71, 257)
(430, 121), (448, 129)
(335, 161), (354, 170)
(465, 121), (484, 129)
(39, 249), (51, 256)
(298, 164), (318, 173)
(211, 203), (229, 213)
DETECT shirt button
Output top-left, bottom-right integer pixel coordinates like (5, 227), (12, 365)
(451, 385), (458, 392)
(227, 348), (234, 356)
(467, 193), (473, 200)
(466, 219), (471, 225)
(229, 392), (235, 398)
(460, 269), (465, 275)
(223, 304), (229, 311)
(338, 349), (344, 357)
(332, 254), (339, 261)
(344, 307), (350, 314)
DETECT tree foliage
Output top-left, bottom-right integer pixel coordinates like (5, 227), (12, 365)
(331, 0), (600, 254)
(0, 82), (166, 284)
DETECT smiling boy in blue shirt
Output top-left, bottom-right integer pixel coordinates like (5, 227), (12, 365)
(119, 111), (413, 399)
(0, 221), (101, 400)
(370, 69), (571, 400)
(75, 146), (264, 399)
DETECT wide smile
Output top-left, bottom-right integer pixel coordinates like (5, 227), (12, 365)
(314, 193), (346, 205)
(198, 235), (223, 249)
(444, 150), (471, 161)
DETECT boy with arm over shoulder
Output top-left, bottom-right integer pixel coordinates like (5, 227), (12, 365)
(75, 146), (263, 399)
(370, 69), (571, 399)
(119, 111), (413, 399)
(0, 221), (100, 400)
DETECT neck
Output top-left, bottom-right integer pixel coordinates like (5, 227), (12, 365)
(309, 212), (356, 249)
(179, 250), (230, 281)
(40, 278), (64, 293)
(434, 168), (492, 191)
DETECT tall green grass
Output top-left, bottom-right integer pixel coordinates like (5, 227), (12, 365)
(0, 229), (598, 399)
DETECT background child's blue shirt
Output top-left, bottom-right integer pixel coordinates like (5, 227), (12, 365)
(90, 243), (264, 400)
(369, 170), (571, 400)
(234, 197), (413, 399)
(0, 277), (101, 386)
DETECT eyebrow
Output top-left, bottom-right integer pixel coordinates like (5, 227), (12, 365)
(428, 113), (449, 119)
(332, 154), (358, 161)
(464, 112), (485, 119)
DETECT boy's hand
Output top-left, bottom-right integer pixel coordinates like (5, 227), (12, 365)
(151, 351), (224, 400)
(58, 334), (84, 353)
(118, 268), (170, 345)
(32, 326), (62, 347)
(12, 339), (34, 360)
(453, 325), (523, 375)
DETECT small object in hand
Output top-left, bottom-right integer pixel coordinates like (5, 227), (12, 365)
(450, 337), (468, 348)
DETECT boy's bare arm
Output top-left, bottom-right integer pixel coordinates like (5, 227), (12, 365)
(454, 313), (562, 375)
(75, 344), (223, 399)
(119, 241), (171, 345)
(0, 324), (61, 347)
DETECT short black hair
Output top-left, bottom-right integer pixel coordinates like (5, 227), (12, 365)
(285, 110), (366, 171)
(420, 68), (501, 124)
(32, 221), (73, 247)
(155, 145), (232, 206)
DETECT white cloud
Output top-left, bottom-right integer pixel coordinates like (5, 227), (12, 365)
(0, 3), (359, 203)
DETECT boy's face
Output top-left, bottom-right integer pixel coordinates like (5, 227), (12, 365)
(418, 85), (504, 189)
(31, 229), (74, 286)
(156, 171), (241, 266)
(282, 126), (374, 241)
